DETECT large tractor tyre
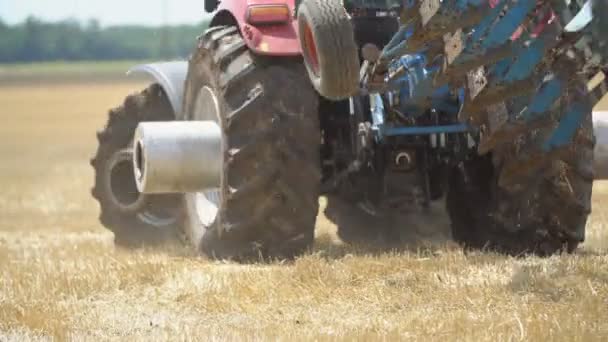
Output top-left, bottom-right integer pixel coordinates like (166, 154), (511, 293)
(180, 26), (321, 260)
(297, 0), (360, 100)
(91, 84), (182, 247)
(447, 105), (595, 255)
(440, 2), (600, 256)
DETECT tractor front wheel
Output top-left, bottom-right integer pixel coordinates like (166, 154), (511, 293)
(91, 84), (182, 247)
(297, 0), (360, 100)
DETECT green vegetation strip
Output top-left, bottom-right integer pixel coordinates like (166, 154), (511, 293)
(0, 61), (157, 84)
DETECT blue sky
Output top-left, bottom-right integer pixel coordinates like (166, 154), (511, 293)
(0, 0), (211, 26)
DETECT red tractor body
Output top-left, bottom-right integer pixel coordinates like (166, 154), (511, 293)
(211, 0), (301, 56)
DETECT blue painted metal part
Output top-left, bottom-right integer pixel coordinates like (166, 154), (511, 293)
(355, 0), (599, 175)
(503, 39), (546, 82)
(403, 0), (415, 9)
(365, 0), (591, 145)
(387, 54), (445, 116)
(369, 78), (469, 140)
(383, 31), (414, 60)
(384, 124), (471, 136)
(370, 93), (385, 128)
(543, 103), (587, 151)
(481, 0), (536, 49)
(382, 26), (414, 55)
(402, 55), (434, 100)
(457, 88), (465, 105)
(369, 92), (391, 141)
(455, 0), (469, 10)
(489, 58), (512, 83)
(470, 0), (506, 47)
(465, 0), (485, 7)
(522, 79), (562, 122)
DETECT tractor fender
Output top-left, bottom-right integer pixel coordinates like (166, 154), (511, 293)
(128, 61), (189, 117)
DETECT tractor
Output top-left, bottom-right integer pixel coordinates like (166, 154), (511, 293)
(91, 0), (608, 259)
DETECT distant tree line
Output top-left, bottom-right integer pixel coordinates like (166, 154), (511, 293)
(0, 17), (210, 63)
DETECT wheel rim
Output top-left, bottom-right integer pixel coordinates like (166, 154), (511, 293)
(190, 86), (223, 227)
(302, 19), (320, 76)
(107, 150), (141, 210)
(107, 149), (178, 228)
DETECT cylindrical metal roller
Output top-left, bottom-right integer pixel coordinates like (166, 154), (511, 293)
(133, 121), (222, 194)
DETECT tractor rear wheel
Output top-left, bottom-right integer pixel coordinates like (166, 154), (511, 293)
(442, 6), (599, 256)
(180, 26), (321, 260)
(91, 84), (182, 247)
(447, 105), (594, 255)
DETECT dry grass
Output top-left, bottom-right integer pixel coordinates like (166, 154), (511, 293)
(0, 78), (607, 341)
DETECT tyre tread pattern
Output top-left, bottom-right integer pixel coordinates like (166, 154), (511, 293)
(91, 84), (181, 247)
(183, 26), (321, 260)
(298, 0), (360, 100)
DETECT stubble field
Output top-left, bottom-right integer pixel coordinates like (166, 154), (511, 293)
(0, 66), (607, 341)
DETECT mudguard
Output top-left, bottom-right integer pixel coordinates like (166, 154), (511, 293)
(128, 62), (189, 116)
